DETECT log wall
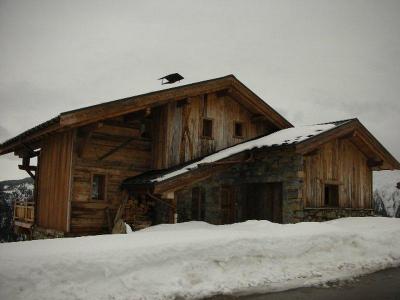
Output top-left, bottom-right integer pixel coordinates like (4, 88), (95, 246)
(70, 129), (152, 235)
(36, 131), (74, 232)
(303, 138), (373, 209)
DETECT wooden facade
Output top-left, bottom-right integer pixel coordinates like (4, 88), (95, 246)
(303, 138), (373, 209)
(36, 131), (74, 232)
(1, 75), (398, 237)
(152, 92), (275, 169)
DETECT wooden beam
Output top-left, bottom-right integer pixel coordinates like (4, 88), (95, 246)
(76, 122), (103, 157)
(18, 155), (37, 179)
(0, 122), (60, 155)
(60, 78), (232, 128)
(98, 137), (135, 161)
(14, 220), (33, 229)
(18, 165), (37, 171)
(367, 159), (383, 168)
(251, 114), (267, 123)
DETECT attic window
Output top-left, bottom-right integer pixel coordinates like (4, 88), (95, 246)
(324, 184), (339, 207)
(91, 174), (106, 201)
(234, 122), (244, 138)
(202, 118), (213, 139)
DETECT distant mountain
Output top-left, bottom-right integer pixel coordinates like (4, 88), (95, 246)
(0, 177), (34, 204)
(373, 171), (400, 218)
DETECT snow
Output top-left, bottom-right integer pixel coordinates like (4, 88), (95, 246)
(1, 217), (400, 300)
(125, 222), (133, 233)
(373, 170), (400, 217)
(153, 123), (338, 182)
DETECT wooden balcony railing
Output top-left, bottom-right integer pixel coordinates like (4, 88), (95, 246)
(14, 201), (35, 227)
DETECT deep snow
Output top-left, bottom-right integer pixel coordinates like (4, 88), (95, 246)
(0, 217), (400, 300)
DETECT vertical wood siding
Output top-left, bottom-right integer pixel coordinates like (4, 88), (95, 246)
(303, 138), (372, 208)
(152, 92), (272, 169)
(36, 131), (74, 232)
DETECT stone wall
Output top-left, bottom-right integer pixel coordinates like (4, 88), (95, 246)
(31, 226), (65, 240)
(176, 147), (305, 224)
(301, 208), (374, 222)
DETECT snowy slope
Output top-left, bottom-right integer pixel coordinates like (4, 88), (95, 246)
(373, 170), (400, 217)
(0, 217), (400, 300)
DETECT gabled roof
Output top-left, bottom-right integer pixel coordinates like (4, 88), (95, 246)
(0, 75), (293, 155)
(122, 118), (400, 193)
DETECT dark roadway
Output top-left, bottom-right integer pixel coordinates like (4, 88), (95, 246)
(209, 267), (400, 300)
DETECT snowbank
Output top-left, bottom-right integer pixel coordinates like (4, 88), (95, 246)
(1, 217), (400, 300)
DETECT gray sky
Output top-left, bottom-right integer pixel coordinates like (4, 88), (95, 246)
(0, 0), (400, 181)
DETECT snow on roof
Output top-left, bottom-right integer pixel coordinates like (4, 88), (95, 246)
(152, 121), (348, 183)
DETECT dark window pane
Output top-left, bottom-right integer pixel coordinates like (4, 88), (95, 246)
(92, 174), (106, 201)
(324, 184), (339, 207)
(234, 122), (243, 137)
(202, 119), (213, 138)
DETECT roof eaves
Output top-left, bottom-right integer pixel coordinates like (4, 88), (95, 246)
(230, 77), (294, 128)
(294, 119), (356, 150)
(0, 116), (60, 153)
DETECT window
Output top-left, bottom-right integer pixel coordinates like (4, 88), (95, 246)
(91, 174), (106, 201)
(324, 184), (339, 207)
(234, 121), (244, 138)
(202, 118), (213, 139)
(191, 187), (205, 221)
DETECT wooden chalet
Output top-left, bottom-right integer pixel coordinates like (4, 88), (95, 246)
(0, 75), (399, 238)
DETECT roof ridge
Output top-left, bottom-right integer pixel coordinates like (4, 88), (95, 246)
(314, 118), (357, 126)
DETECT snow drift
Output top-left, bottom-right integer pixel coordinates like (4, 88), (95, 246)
(1, 217), (400, 300)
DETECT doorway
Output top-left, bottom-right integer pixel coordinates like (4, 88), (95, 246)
(245, 182), (283, 223)
(220, 185), (236, 224)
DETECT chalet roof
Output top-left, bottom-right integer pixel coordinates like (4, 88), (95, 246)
(0, 75), (293, 155)
(122, 118), (400, 193)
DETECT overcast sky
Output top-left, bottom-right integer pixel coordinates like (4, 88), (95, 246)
(0, 0), (399, 181)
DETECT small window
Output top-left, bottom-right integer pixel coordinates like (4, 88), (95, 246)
(324, 184), (339, 207)
(202, 118), (213, 139)
(191, 187), (205, 221)
(91, 174), (106, 201)
(234, 122), (244, 138)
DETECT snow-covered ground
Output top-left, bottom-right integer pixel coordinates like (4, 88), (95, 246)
(1, 217), (400, 300)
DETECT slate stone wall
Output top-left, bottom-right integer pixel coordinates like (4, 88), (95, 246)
(301, 208), (374, 221)
(31, 226), (65, 239)
(175, 147), (376, 224)
(176, 147), (305, 224)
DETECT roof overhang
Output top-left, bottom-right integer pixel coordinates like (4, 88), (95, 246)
(0, 75), (292, 155)
(295, 119), (400, 170)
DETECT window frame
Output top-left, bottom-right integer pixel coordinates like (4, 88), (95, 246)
(90, 172), (108, 202)
(201, 117), (214, 140)
(233, 121), (244, 139)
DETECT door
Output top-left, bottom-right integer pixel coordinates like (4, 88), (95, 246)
(220, 185), (235, 224)
(245, 182), (282, 223)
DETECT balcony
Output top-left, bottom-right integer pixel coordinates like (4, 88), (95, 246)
(14, 201), (35, 228)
